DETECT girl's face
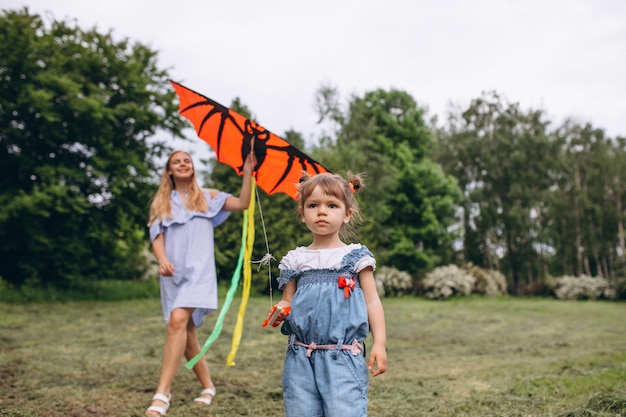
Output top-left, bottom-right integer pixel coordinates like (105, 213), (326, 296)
(167, 152), (194, 182)
(300, 185), (352, 239)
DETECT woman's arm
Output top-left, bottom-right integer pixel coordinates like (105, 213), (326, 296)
(152, 233), (173, 276)
(223, 152), (255, 212)
(359, 266), (387, 376)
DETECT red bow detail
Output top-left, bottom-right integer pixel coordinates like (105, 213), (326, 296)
(338, 276), (355, 298)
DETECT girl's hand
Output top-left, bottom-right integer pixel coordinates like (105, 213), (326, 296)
(159, 260), (174, 277)
(262, 301), (291, 328)
(368, 342), (387, 377)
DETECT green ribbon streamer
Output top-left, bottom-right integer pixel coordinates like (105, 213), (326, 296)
(186, 208), (249, 369)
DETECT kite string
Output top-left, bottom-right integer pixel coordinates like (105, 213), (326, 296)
(250, 188), (276, 306)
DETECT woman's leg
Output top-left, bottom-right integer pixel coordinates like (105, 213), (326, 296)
(146, 308), (193, 416)
(185, 320), (215, 401)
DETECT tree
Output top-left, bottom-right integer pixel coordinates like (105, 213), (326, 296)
(0, 9), (183, 288)
(316, 87), (461, 276)
(437, 91), (561, 293)
(548, 121), (620, 280)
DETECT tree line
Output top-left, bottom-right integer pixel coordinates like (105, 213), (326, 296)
(1, 9), (624, 299)
(435, 93), (626, 295)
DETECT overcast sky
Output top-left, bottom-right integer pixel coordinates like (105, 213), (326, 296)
(5, 0), (626, 160)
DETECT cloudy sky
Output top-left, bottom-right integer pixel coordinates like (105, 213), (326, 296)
(5, 0), (626, 159)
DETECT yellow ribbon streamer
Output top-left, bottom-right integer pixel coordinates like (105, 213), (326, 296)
(226, 180), (256, 366)
(186, 179), (256, 369)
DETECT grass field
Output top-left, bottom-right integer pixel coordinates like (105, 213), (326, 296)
(0, 296), (625, 417)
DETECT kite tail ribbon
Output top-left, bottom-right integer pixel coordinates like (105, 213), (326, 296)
(226, 181), (255, 366)
(186, 179), (255, 369)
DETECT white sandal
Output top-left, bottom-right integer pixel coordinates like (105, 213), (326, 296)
(146, 393), (171, 416)
(194, 387), (216, 405)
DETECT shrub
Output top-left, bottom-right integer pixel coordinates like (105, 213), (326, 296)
(140, 247), (159, 280)
(0, 276), (160, 303)
(374, 266), (412, 297)
(553, 275), (616, 300)
(614, 275), (626, 300)
(466, 264), (508, 296)
(422, 265), (475, 300)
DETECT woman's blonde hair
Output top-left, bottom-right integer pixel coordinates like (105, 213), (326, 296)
(148, 150), (208, 226)
(297, 171), (364, 241)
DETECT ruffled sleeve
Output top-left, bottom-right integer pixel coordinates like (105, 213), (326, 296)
(277, 249), (300, 289)
(206, 191), (232, 227)
(277, 269), (299, 289)
(343, 245), (376, 273)
(149, 221), (164, 242)
(148, 190), (232, 241)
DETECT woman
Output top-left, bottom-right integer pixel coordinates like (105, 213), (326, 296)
(145, 150), (255, 416)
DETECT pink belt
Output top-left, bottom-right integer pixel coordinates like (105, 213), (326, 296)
(293, 339), (363, 357)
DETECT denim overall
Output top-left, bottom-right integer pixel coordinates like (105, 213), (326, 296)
(278, 246), (374, 417)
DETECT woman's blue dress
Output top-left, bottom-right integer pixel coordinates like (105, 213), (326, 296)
(149, 190), (231, 327)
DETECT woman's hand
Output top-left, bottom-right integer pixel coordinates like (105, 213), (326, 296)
(243, 151), (256, 175)
(158, 259), (174, 277)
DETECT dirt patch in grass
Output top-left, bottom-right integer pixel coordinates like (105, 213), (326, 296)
(561, 393), (626, 417)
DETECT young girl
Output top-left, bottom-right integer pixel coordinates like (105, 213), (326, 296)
(145, 150), (255, 417)
(265, 172), (388, 417)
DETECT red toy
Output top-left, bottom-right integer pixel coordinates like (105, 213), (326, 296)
(262, 305), (292, 328)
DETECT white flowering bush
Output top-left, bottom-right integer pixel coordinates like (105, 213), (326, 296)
(553, 275), (616, 300)
(374, 266), (412, 297)
(468, 265), (508, 296)
(141, 247), (159, 280)
(422, 265), (476, 300)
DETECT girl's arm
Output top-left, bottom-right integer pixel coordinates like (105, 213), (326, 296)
(152, 233), (173, 277)
(223, 152), (255, 212)
(359, 266), (387, 376)
(277, 280), (295, 308)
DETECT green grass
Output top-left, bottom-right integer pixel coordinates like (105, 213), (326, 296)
(0, 296), (624, 416)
